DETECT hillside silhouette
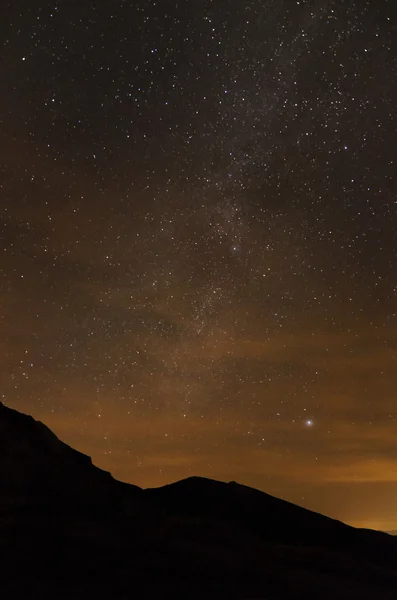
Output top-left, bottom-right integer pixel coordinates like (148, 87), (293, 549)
(0, 401), (396, 599)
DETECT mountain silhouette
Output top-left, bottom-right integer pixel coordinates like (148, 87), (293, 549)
(0, 401), (396, 599)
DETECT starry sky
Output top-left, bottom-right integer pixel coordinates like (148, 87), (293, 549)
(2, 1), (397, 531)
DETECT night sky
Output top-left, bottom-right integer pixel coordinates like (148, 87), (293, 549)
(2, 1), (397, 531)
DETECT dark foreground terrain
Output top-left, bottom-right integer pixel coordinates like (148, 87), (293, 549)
(0, 402), (396, 599)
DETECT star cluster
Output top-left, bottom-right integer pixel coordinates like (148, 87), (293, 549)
(1, 1), (397, 531)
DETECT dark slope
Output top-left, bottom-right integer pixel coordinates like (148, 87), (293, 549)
(0, 402), (397, 599)
(145, 476), (396, 566)
(146, 475), (352, 544)
(0, 401), (142, 518)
